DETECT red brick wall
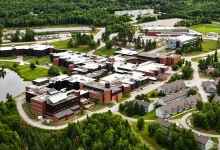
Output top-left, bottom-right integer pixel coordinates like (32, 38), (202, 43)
(68, 64), (74, 71)
(117, 92), (122, 101)
(110, 58), (115, 62)
(80, 83), (84, 89)
(145, 72), (155, 77)
(89, 92), (104, 102)
(171, 56), (181, 65)
(49, 48), (54, 54)
(158, 69), (162, 75)
(166, 57), (171, 66)
(165, 67), (169, 71)
(157, 76), (167, 81)
(30, 98), (46, 116)
(147, 32), (161, 36)
(26, 86), (30, 91)
(112, 95), (117, 101)
(53, 58), (59, 66)
(104, 91), (111, 103)
(159, 58), (167, 65)
(124, 86), (131, 93)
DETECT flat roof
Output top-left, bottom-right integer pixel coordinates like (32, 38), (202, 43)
(142, 26), (188, 30)
(33, 77), (48, 83)
(0, 44), (54, 51)
(136, 61), (167, 73)
(115, 49), (139, 56)
(67, 74), (95, 83)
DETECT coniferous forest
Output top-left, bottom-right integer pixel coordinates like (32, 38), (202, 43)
(0, 0), (220, 28)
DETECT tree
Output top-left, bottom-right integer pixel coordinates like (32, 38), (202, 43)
(182, 65), (194, 79)
(23, 28), (35, 42)
(188, 89), (197, 96)
(119, 103), (124, 111)
(13, 63), (17, 69)
(48, 65), (60, 76)
(214, 50), (218, 62)
(148, 122), (162, 137)
(30, 63), (36, 70)
(106, 40), (115, 49)
(154, 128), (168, 145)
(97, 39), (101, 45)
(198, 59), (208, 70)
(136, 118), (144, 131)
(193, 112), (209, 130)
(207, 110), (216, 128)
(88, 39), (97, 49)
(134, 102), (139, 114)
(196, 100), (204, 111)
(36, 60), (39, 65)
(171, 64), (179, 71)
(139, 105), (146, 116)
(217, 80), (220, 95)
(209, 93), (215, 102)
(173, 137), (187, 150)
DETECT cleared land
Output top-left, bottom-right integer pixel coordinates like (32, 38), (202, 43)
(94, 47), (115, 57)
(189, 24), (220, 34)
(0, 61), (49, 80)
(50, 39), (91, 53)
(131, 122), (165, 150)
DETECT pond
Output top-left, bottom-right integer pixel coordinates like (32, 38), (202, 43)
(0, 68), (31, 102)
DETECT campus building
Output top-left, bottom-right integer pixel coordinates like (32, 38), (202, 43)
(115, 9), (154, 16)
(166, 35), (198, 49)
(0, 44), (55, 57)
(141, 26), (189, 37)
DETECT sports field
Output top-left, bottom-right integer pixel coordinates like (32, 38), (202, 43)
(189, 24), (220, 34)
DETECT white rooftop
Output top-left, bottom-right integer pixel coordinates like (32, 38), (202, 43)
(136, 61), (167, 73)
(68, 74), (95, 83)
(115, 49), (139, 55)
(33, 77), (48, 83)
(48, 93), (67, 104)
(0, 44), (54, 51)
(49, 74), (69, 82)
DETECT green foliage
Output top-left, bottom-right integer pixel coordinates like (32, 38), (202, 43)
(182, 65), (194, 79)
(137, 15), (157, 23)
(29, 63), (36, 70)
(158, 90), (166, 97)
(193, 112), (210, 130)
(144, 39), (156, 52)
(148, 122), (162, 137)
(196, 100), (204, 111)
(47, 65), (60, 76)
(187, 89), (197, 96)
(175, 38), (202, 54)
(135, 94), (149, 102)
(137, 118), (144, 131)
(171, 64), (179, 71)
(209, 93), (216, 102)
(23, 28), (35, 42)
(120, 101), (146, 117)
(106, 40), (115, 49)
(167, 74), (182, 83)
(35, 60), (39, 65)
(217, 80), (220, 95)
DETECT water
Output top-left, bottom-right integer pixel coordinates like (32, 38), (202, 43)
(0, 68), (31, 102)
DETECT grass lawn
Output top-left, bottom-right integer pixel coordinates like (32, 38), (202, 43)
(198, 71), (213, 79)
(22, 102), (37, 120)
(50, 39), (91, 53)
(29, 55), (51, 65)
(1, 42), (35, 47)
(42, 110), (88, 126)
(131, 122), (165, 150)
(189, 24), (220, 34)
(0, 56), (17, 60)
(170, 108), (195, 120)
(189, 40), (220, 55)
(23, 56), (34, 61)
(94, 47), (115, 57)
(191, 56), (203, 62)
(146, 88), (160, 98)
(211, 137), (219, 143)
(202, 40), (220, 53)
(117, 93), (131, 103)
(0, 61), (49, 80)
(120, 109), (157, 120)
(89, 102), (115, 112)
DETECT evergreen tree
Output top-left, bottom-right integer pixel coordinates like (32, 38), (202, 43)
(139, 105), (146, 116)
(174, 137), (187, 150)
(134, 102), (139, 115)
(137, 118), (144, 131)
(196, 100), (204, 111)
(214, 50), (218, 62)
(217, 80), (220, 95)
(30, 63), (36, 70)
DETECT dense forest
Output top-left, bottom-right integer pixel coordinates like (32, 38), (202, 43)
(1, 0), (220, 28)
(0, 94), (148, 150)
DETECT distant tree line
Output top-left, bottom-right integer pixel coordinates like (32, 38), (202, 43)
(11, 28), (35, 42)
(136, 15), (157, 23)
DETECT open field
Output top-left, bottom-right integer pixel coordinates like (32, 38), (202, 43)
(198, 71), (212, 79)
(0, 61), (49, 80)
(23, 56), (34, 61)
(191, 56), (203, 62)
(191, 40), (220, 55)
(117, 93), (131, 103)
(131, 122), (165, 150)
(189, 24), (220, 34)
(50, 39), (91, 53)
(94, 47), (115, 57)
(146, 88), (160, 98)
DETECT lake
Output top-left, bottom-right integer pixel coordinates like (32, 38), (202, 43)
(0, 68), (31, 102)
